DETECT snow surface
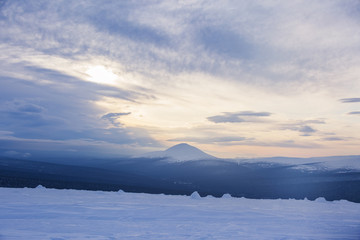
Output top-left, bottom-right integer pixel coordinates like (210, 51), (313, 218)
(1, 187), (360, 239)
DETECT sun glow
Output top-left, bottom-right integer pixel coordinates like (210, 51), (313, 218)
(86, 66), (118, 85)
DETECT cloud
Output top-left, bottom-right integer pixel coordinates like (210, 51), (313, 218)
(1, 0), (357, 89)
(340, 98), (360, 103)
(102, 112), (131, 118)
(207, 115), (245, 123)
(167, 136), (321, 148)
(198, 27), (254, 60)
(301, 119), (326, 124)
(17, 103), (44, 113)
(258, 140), (322, 149)
(281, 123), (319, 137)
(0, 130), (13, 136)
(0, 63), (160, 157)
(253, 140), (322, 149)
(0, 100), (57, 128)
(0, 134), (129, 159)
(168, 136), (250, 145)
(235, 111), (271, 117)
(101, 112), (131, 127)
(89, 12), (170, 47)
(299, 125), (316, 134)
(207, 111), (271, 123)
(322, 137), (345, 141)
(348, 111), (360, 115)
(3, 150), (31, 158)
(21, 65), (146, 101)
(1, 1), (360, 158)
(0, 127), (161, 159)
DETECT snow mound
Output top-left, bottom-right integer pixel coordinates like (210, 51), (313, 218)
(222, 193), (232, 198)
(315, 197), (327, 202)
(190, 191), (201, 199)
(35, 185), (46, 189)
(118, 189), (125, 194)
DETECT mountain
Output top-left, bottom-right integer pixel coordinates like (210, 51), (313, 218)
(235, 155), (360, 171)
(2, 153), (360, 202)
(138, 143), (217, 162)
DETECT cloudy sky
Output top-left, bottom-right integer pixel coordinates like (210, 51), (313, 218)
(1, 0), (360, 159)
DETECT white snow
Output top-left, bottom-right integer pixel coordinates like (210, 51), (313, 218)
(1, 187), (360, 239)
(190, 191), (201, 199)
(221, 193), (232, 198)
(35, 184), (46, 189)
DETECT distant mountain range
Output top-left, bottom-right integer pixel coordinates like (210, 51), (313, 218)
(137, 143), (360, 171)
(1, 143), (360, 202)
(239, 155), (360, 172)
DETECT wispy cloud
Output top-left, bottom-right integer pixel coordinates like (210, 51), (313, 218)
(207, 111), (271, 123)
(299, 126), (317, 136)
(198, 27), (254, 60)
(168, 136), (251, 145)
(101, 112), (131, 127)
(348, 111), (360, 115)
(167, 136), (321, 149)
(1, 0), (358, 88)
(280, 120), (324, 137)
(322, 137), (345, 141)
(300, 120), (326, 124)
(340, 98), (360, 103)
(248, 140), (322, 149)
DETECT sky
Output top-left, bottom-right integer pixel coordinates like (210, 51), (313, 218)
(0, 0), (360, 159)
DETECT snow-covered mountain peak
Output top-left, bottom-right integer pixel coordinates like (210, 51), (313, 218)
(139, 143), (216, 162)
(165, 143), (193, 151)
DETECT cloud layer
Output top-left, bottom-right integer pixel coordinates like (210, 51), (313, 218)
(1, 0), (360, 158)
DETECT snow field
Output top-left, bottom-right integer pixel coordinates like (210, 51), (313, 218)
(0, 187), (359, 239)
